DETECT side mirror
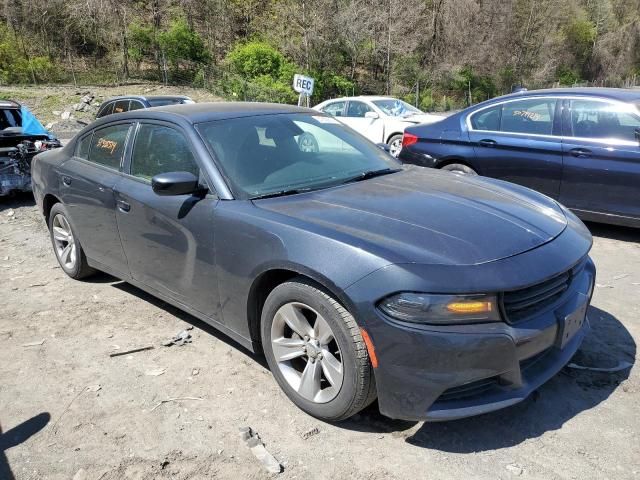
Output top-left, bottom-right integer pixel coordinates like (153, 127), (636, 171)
(151, 171), (204, 196)
(365, 111), (380, 120)
(376, 143), (391, 152)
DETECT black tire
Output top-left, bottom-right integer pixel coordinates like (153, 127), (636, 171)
(48, 203), (95, 279)
(441, 163), (478, 175)
(261, 277), (376, 421)
(387, 134), (403, 158)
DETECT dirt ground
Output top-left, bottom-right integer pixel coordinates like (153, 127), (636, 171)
(0, 193), (638, 480)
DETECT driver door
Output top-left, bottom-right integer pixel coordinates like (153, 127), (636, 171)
(340, 101), (385, 143)
(114, 121), (222, 321)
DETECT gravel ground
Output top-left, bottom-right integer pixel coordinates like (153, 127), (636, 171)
(0, 194), (638, 480)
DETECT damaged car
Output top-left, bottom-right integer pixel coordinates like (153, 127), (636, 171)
(0, 100), (61, 197)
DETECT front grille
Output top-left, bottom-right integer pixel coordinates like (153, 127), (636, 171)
(502, 270), (572, 324)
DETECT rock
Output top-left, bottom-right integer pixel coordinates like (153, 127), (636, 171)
(72, 468), (87, 480)
(505, 464), (524, 476)
(45, 122), (54, 130)
(80, 94), (94, 104)
(61, 111), (71, 120)
(52, 110), (61, 116)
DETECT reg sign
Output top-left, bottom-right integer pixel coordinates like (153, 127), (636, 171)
(293, 74), (314, 95)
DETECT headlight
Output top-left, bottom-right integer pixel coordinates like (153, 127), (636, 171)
(378, 292), (501, 325)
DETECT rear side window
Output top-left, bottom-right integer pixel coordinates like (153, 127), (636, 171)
(129, 100), (145, 111)
(500, 99), (556, 135)
(130, 124), (200, 180)
(75, 133), (92, 159)
(113, 100), (129, 114)
(470, 105), (501, 131)
(97, 102), (114, 118)
(322, 101), (346, 117)
(88, 124), (131, 170)
(570, 99), (640, 142)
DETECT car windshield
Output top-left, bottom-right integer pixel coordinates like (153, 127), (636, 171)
(197, 113), (400, 199)
(372, 99), (422, 117)
(0, 108), (22, 130)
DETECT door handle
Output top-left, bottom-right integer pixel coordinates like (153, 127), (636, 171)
(61, 175), (72, 186)
(478, 139), (497, 148)
(569, 148), (592, 158)
(116, 199), (131, 213)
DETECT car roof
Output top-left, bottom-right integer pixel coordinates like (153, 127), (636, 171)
(103, 94), (193, 102)
(319, 95), (398, 104)
(487, 87), (640, 104)
(93, 102), (318, 125)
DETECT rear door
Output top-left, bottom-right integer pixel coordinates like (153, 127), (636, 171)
(114, 121), (221, 320)
(560, 98), (640, 221)
(467, 97), (563, 198)
(59, 123), (132, 276)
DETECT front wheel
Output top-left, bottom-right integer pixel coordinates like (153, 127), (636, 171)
(441, 163), (478, 175)
(387, 134), (403, 158)
(261, 278), (376, 421)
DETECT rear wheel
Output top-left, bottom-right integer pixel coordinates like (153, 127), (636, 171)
(261, 278), (376, 421)
(48, 203), (95, 279)
(387, 134), (403, 158)
(441, 163), (478, 175)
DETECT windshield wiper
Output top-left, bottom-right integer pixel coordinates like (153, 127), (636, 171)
(251, 187), (312, 200)
(340, 168), (401, 185)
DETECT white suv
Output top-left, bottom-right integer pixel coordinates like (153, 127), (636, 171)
(313, 96), (444, 157)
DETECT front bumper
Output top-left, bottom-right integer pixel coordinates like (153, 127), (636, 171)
(345, 223), (595, 421)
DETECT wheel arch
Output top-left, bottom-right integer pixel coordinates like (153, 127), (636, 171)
(385, 131), (404, 144)
(42, 193), (62, 225)
(436, 157), (479, 173)
(246, 264), (355, 351)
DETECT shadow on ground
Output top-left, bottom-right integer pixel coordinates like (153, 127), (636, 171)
(586, 222), (640, 243)
(342, 306), (634, 450)
(111, 281), (268, 369)
(0, 192), (35, 213)
(0, 413), (50, 480)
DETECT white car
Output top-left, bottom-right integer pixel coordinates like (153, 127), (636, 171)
(313, 96), (444, 157)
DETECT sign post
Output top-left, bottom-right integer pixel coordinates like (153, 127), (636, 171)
(293, 74), (314, 107)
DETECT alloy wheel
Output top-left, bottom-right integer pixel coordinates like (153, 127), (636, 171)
(52, 213), (77, 270)
(389, 138), (402, 157)
(270, 302), (344, 403)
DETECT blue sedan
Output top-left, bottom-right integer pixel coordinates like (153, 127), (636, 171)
(399, 88), (640, 228)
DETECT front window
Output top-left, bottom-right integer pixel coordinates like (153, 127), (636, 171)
(372, 99), (422, 117)
(197, 113), (399, 199)
(570, 99), (640, 142)
(345, 101), (373, 118)
(130, 124), (200, 180)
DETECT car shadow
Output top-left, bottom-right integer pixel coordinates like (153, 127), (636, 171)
(110, 281), (268, 369)
(0, 192), (35, 212)
(341, 306), (634, 449)
(0, 412), (51, 480)
(586, 222), (640, 243)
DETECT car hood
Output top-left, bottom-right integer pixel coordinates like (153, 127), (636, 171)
(253, 168), (568, 266)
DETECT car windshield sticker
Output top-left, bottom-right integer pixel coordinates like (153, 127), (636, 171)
(513, 110), (542, 121)
(96, 137), (118, 154)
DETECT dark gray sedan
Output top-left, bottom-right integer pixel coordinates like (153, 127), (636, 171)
(31, 103), (595, 421)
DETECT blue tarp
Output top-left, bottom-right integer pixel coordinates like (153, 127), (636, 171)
(20, 106), (49, 136)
